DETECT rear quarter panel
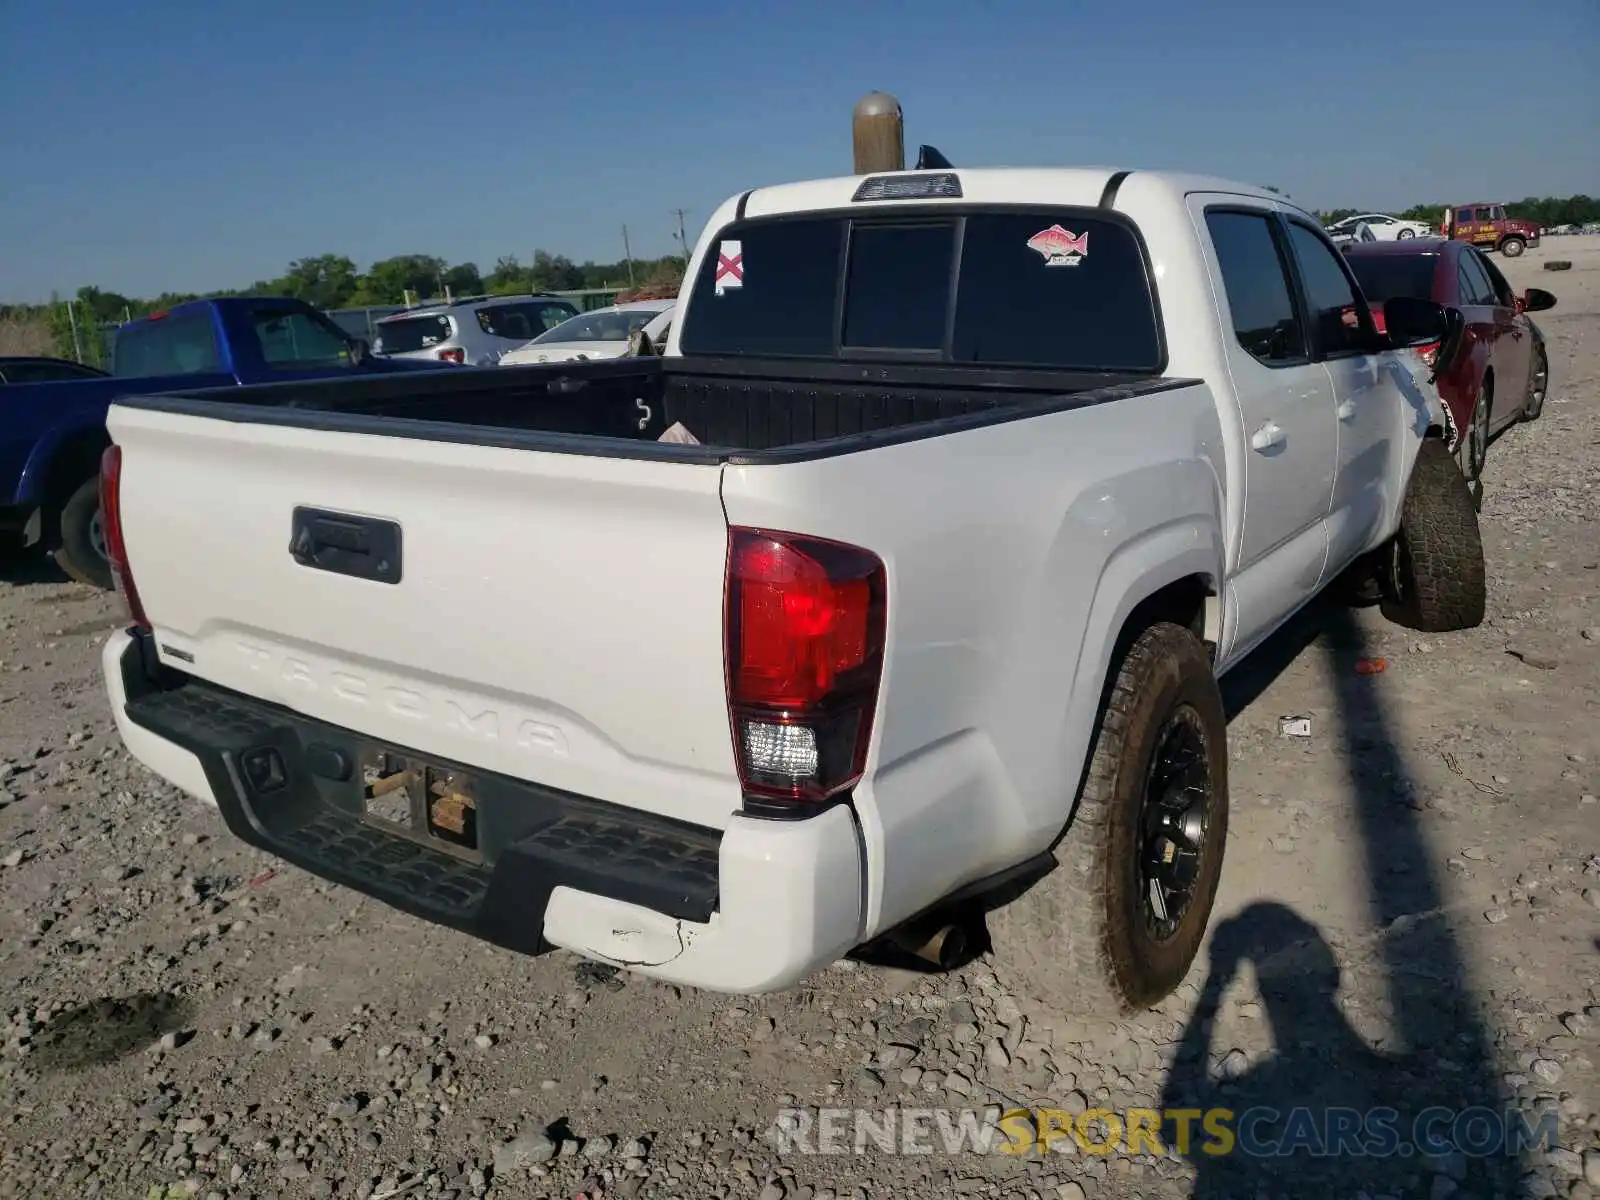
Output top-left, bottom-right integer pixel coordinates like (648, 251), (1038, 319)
(720, 385), (1225, 938)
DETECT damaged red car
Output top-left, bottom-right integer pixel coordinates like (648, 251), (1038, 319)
(1344, 238), (1555, 487)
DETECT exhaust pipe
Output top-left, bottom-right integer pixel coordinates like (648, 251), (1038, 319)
(890, 919), (970, 970)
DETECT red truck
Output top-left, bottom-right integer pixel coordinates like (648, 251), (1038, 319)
(1441, 203), (1542, 257)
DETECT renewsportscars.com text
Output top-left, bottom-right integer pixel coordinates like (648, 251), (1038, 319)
(768, 1104), (1558, 1159)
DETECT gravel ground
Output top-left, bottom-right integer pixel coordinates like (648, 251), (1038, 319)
(2, 237), (1597, 1200)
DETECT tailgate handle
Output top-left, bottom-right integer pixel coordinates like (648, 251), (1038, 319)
(289, 507), (402, 585)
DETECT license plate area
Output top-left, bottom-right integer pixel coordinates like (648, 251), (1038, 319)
(360, 749), (481, 862)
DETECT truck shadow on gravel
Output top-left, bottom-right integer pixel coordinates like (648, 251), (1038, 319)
(26, 991), (192, 1073)
(1162, 603), (1527, 1196)
(0, 546), (70, 588)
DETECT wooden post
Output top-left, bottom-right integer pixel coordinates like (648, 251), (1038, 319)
(853, 91), (904, 175)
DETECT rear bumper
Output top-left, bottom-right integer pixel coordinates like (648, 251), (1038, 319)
(103, 629), (865, 993)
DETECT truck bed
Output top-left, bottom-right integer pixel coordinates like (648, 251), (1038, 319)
(104, 354), (1202, 837)
(121, 356), (1189, 462)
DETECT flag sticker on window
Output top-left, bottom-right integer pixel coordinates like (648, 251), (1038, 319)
(715, 240), (744, 294)
(1026, 225), (1089, 267)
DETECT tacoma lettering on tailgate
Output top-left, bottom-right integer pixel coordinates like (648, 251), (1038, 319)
(232, 640), (570, 757)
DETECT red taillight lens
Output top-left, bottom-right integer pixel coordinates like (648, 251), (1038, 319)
(99, 446), (150, 632)
(725, 529), (886, 812)
(437, 347), (465, 363)
(1417, 341), (1441, 368)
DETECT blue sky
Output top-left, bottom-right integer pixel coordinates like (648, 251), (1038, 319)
(2, 0), (1595, 302)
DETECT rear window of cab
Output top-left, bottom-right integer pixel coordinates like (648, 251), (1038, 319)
(678, 209), (1163, 372)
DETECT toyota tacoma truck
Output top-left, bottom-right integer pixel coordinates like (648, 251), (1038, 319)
(1, 296), (446, 589)
(98, 167), (1483, 1013)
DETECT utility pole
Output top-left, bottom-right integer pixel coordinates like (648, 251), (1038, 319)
(621, 225), (636, 287)
(671, 209), (690, 262)
(65, 299), (84, 363)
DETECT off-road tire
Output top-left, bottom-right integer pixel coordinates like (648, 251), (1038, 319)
(1543, 260), (1572, 272)
(1523, 345), (1548, 421)
(52, 475), (113, 590)
(1499, 236), (1525, 258)
(985, 622), (1229, 1016)
(1379, 439), (1486, 632)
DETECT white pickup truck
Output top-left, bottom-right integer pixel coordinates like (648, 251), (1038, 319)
(99, 166), (1484, 1014)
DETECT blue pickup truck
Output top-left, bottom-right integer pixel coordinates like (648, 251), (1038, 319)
(1, 295), (447, 589)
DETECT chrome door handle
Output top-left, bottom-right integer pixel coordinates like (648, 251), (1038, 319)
(1251, 422), (1285, 451)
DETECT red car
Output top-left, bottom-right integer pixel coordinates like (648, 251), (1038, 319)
(1344, 238), (1555, 487)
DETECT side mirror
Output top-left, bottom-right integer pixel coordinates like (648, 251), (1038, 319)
(1382, 296), (1449, 347)
(1520, 288), (1557, 313)
(349, 337), (370, 366)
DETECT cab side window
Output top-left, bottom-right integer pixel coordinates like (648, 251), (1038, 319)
(1204, 210), (1307, 366)
(1285, 221), (1373, 358)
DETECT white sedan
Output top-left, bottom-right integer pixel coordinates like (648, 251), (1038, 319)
(499, 300), (675, 366)
(1325, 213), (1434, 242)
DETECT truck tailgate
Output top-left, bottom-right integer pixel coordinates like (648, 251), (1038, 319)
(108, 405), (744, 831)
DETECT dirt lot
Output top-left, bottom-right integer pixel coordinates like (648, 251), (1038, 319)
(2, 237), (1597, 1200)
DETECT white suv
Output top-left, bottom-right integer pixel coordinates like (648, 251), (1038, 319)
(372, 295), (580, 366)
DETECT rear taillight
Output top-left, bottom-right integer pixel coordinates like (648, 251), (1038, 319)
(99, 446), (150, 632)
(437, 347), (465, 364)
(725, 528), (886, 815)
(1417, 341), (1441, 368)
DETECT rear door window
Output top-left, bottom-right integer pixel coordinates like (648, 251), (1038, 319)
(477, 302), (577, 341)
(1284, 221), (1373, 358)
(679, 209), (1161, 371)
(112, 311), (222, 377)
(1204, 210), (1306, 365)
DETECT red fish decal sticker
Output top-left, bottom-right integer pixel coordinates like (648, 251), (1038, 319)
(1026, 225), (1089, 267)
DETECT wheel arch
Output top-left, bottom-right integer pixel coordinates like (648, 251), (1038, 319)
(16, 423), (110, 546)
(1059, 528), (1224, 834)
